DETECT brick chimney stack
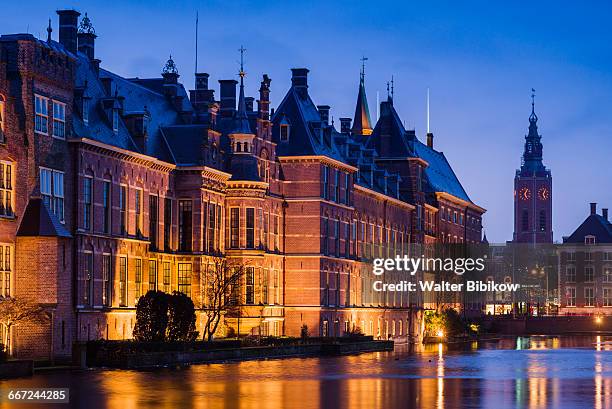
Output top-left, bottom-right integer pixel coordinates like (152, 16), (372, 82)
(291, 68), (309, 98)
(603, 208), (609, 222)
(56, 10), (80, 54)
(590, 202), (597, 215)
(219, 79), (237, 118)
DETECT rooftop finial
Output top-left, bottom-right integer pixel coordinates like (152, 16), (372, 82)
(238, 45), (246, 79)
(162, 54), (179, 75)
(194, 11), (199, 74)
(529, 88), (538, 123)
(78, 12), (95, 35)
(386, 81), (390, 99)
(390, 75), (395, 100)
(426, 87), (430, 134)
(360, 56), (368, 81)
(46, 18), (52, 42)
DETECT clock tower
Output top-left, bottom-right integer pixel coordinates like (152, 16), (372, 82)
(513, 95), (553, 243)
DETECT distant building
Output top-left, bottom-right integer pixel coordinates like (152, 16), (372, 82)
(513, 97), (553, 244)
(558, 203), (612, 315)
(0, 10), (484, 360)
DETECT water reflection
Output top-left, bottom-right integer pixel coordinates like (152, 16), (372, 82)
(1, 336), (611, 409)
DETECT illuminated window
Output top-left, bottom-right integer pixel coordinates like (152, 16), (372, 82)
(245, 267), (254, 305)
(83, 251), (93, 306)
(135, 189), (143, 236)
(52, 101), (66, 138)
(230, 207), (240, 248)
(40, 167), (64, 222)
(0, 244), (13, 297)
(164, 197), (172, 251)
(35, 95), (49, 135)
(102, 254), (111, 307)
(135, 258), (142, 302)
(163, 262), (171, 293)
(120, 185), (127, 235)
(148, 260), (157, 291)
(585, 287), (595, 307)
(178, 199), (192, 251)
(119, 257), (127, 307)
(177, 263), (192, 298)
(604, 288), (612, 307)
(566, 287), (576, 307)
(83, 176), (92, 230)
(0, 162), (13, 217)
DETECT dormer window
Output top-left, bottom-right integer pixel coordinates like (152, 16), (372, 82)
(585, 235), (596, 245)
(280, 124), (290, 141)
(112, 109), (119, 133)
(82, 98), (89, 125)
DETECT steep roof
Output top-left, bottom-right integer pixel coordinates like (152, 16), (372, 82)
(16, 199), (71, 238)
(351, 76), (373, 135)
(564, 211), (612, 244)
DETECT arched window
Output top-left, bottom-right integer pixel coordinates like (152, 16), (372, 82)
(522, 210), (529, 232)
(236, 142), (242, 152)
(539, 210), (546, 232)
(243, 141), (249, 152)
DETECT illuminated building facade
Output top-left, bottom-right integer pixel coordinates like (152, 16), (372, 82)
(0, 10), (484, 360)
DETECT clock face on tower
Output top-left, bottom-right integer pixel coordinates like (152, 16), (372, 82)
(519, 187), (532, 201)
(538, 187), (550, 200)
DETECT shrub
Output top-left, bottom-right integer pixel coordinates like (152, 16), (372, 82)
(424, 308), (467, 338)
(167, 291), (198, 341)
(133, 291), (169, 342)
(300, 324), (309, 340)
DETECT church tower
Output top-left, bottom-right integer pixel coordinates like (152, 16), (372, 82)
(513, 93), (553, 243)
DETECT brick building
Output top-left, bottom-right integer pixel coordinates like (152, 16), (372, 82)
(558, 203), (612, 315)
(0, 10), (484, 360)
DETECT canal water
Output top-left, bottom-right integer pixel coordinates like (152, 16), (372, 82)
(1, 336), (611, 409)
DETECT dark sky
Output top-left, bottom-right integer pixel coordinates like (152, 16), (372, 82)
(4, 0), (611, 242)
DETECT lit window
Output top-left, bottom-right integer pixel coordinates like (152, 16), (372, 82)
(149, 260), (157, 291)
(135, 258), (143, 302)
(0, 244), (13, 297)
(119, 257), (127, 306)
(119, 185), (127, 235)
(566, 287), (576, 307)
(83, 177), (92, 230)
(163, 262), (171, 293)
(245, 267), (254, 304)
(177, 263), (192, 298)
(585, 287), (595, 307)
(35, 95), (49, 134)
(230, 207), (240, 248)
(135, 189), (142, 236)
(40, 167), (64, 222)
(83, 251), (93, 306)
(178, 199), (192, 252)
(52, 101), (66, 138)
(0, 162), (13, 217)
(604, 288), (612, 307)
(102, 254), (111, 307)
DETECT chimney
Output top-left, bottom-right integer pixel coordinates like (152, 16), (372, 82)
(426, 132), (434, 148)
(603, 208), (609, 222)
(340, 118), (352, 134)
(258, 74), (271, 121)
(317, 105), (330, 126)
(195, 73), (209, 90)
(77, 13), (96, 60)
(590, 202), (597, 215)
(245, 97), (254, 112)
(56, 10), (80, 54)
(219, 79), (238, 118)
(291, 68), (309, 97)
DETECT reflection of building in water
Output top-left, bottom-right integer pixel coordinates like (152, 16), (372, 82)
(558, 202), (612, 315)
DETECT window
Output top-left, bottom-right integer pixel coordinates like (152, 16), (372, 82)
(112, 109), (119, 133)
(164, 197), (172, 251)
(604, 288), (612, 307)
(585, 235), (596, 245)
(149, 195), (158, 250)
(334, 219), (340, 257)
(322, 217), (329, 255)
(245, 267), (255, 304)
(148, 260), (157, 291)
(52, 101), (66, 138)
(163, 262), (171, 293)
(83, 177), (92, 230)
(539, 210), (546, 232)
(566, 265), (576, 283)
(521, 210), (529, 232)
(604, 267), (612, 283)
(0, 96), (5, 142)
(178, 200), (192, 252)
(274, 270), (280, 305)
(585, 252), (593, 262)
(334, 171), (340, 202)
(35, 95), (49, 134)
(322, 165), (329, 200)
(262, 269), (269, 304)
(0, 162), (13, 217)
(585, 288), (595, 307)
(257, 208), (264, 249)
(102, 254), (111, 307)
(280, 124), (290, 141)
(135, 258), (143, 302)
(263, 211), (269, 250)
(83, 251), (93, 306)
(119, 257), (127, 307)
(567, 252), (576, 262)
(604, 252), (612, 262)
(207, 203), (216, 252)
(135, 189), (142, 236)
(273, 214), (280, 251)
(103, 181), (111, 234)
(82, 98), (89, 124)
(40, 168), (64, 222)
(0, 244), (13, 297)
(120, 186), (127, 235)
(177, 263), (192, 298)
(344, 173), (350, 204)
(585, 266), (594, 283)
(246, 208), (255, 249)
(344, 222), (350, 258)
(566, 287), (576, 307)
(230, 208), (240, 248)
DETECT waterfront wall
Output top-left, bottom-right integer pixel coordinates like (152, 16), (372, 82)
(486, 316), (612, 335)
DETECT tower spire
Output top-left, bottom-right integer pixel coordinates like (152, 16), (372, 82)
(232, 45), (251, 134)
(46, 18), (52, 42)
(351, 57), (373, 136)
(195, 11), (199, 74)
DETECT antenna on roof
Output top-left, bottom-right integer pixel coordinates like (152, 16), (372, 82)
(390, 75), (394, 100)
(426, 87), (430, 134)
(360, 56), (368, 81)
(194, 11), (199, 74)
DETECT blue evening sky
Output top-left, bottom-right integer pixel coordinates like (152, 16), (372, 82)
(3, 0), (611, 242)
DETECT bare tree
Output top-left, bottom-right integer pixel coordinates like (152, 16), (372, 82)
(0, 297), (48, 355)
(200, 257), (248, 341)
